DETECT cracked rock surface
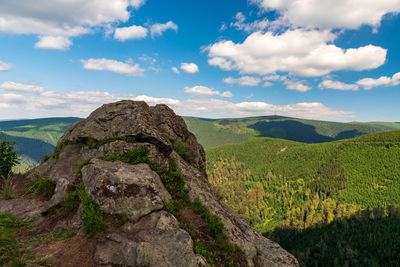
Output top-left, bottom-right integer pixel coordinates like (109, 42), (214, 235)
(25, 100), (298, 267)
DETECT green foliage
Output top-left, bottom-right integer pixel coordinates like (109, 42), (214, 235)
(0, 213), (31, 266)
(27, 229), (77, 246)
(25, 175), (56, 199)
(268, 208), (400, 266)
(0, 118), (81, 170)
(0, 135), (19, 178)
(101, 147), (245, 265)
(74, 158), (92, 178)
(172, 142), (192, 163)
(63, 181), (107, 237)
(206, 130), (400, 265)
(80, 192), (107, 237)
(99, 146), (149, 164)
(183, 115), (383, 148)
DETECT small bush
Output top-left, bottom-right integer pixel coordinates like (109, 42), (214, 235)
(0, 135), (19, 178)
(25, 176), (56, 199)
(0, 213), (26, 265)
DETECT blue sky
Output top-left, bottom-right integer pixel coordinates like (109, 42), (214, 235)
(0, 0), (399, 121)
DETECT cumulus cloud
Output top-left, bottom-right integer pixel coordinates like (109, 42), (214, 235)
(0, 61), (12, 71)
(180, 62), (199, 74)
(207, 29), (387, 77)
(0, 81), (45, 94)
(150, 21), (178, 38)
(319, 79), (359, 91)
(171, 67), (180, 74)
(284, 80), (312, 92)
(0, 84), (353, 120)
(251, 0), (400, 30)
(357, 72), (400, 89)
(0, 0), (146, 49)
(231, 12), (270, 32)
(81, 58), (144, 76)
(183, 86), (232, 98)
(223, 76), (261, 86)
(34, 35), (72, 50)
(114, 25), (148, 41)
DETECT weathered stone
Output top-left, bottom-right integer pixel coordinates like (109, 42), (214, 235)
(0, 198), (47, 219)
(95, 211), (205, 267)
(26, 100), (298, 266)
(57, 100), (205, 169)
(82, 159), (171, 222)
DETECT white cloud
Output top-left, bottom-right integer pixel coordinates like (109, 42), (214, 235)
(184, 86), (232, 98)
(263, 81), (273, 87)
(0, 61), (12, 71)
(0, 81), (44, 94)
(114, 25), (148, 41)
(0, 81), (354, 121)
(319, 79), (359, 91)
(284, 80), (312, 92)
(251, 0), (400, 30)
(0, 0), (146, 49)
(223, 76), (261, 86)
(171, 67), (180, 74)
(264, 74), (283, 81)
(231, 12), (270, 32)
(207, 29), (387, 77)
(81, 58), (144, 76)
(180, 62), (199, 74)
(129, 0), (146, 8)
(150, 21), (178, 38)
(356, 72), (400, 89)
(34, 35), (72, 50)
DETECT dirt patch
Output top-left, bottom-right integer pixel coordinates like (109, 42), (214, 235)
(180, 208), (208, 235)
(33, 230), (99, 267)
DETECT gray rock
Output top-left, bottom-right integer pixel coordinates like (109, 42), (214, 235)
(94, 211), (205, 267)
(58, 100), (205, 169)
(82, 159), (171, 222)
(0, 198), (47, 219)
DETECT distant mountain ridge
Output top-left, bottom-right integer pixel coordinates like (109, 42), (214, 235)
(0, 117), (81, 169)
(183, 115), (392, 148)
(1, 115), (398, 169)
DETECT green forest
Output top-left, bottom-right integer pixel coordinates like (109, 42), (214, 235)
(184, 115), (397, 148)
(0, 118), (81, 171)
(2, 117), (400, 265)
(206, 130), (400, 265)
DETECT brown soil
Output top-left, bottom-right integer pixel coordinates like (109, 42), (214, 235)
(33, 230), (99, 267)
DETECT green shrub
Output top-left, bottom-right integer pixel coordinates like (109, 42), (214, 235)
(0, 135), (19, 178)
(25, 176), (56, 199)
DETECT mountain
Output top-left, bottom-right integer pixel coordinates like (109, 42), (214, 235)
(352, 121), (400, 131)
(183, 116), (383, 148)
(3, 115), (389, 171)
(0, 101), (297, 266)
(206, 130), (400, 265)
(0, 117), (81, 170)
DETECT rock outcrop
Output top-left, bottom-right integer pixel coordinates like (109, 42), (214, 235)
(18, 100), (298, 266)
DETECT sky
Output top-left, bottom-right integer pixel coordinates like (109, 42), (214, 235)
(0, 0), (399, 122)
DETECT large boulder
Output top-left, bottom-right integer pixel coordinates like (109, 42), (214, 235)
(95, 211), (206, 267)
(58, 100), (205, 170)
(82, 159), (171, 222)
(26, 100), (298, 266)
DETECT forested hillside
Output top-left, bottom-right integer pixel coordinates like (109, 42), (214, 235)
(0, 117), (81, 170)
(183, 116), (382, 148)
(206, 131), (400, 265)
